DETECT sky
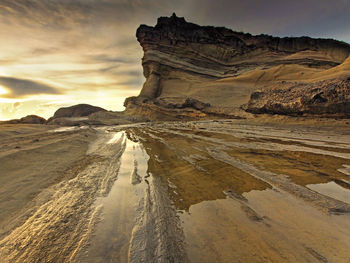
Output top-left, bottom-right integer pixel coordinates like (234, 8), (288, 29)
(0, 0), (350, 120)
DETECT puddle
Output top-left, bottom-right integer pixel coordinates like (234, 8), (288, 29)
(180, 187), (350, 262)
(83, 132), (149, 263)
(50, 126), (78, 133)
(107, 131), (125, 144)
(49, 126), (88, 133)
(307, 181), (350, 204)
(132, 127), (270, 211)
(130, 125), (350, 262)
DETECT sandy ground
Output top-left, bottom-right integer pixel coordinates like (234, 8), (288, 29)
(0, 120), (349, 262)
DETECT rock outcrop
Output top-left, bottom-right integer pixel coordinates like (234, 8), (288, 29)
(125, 13), (350, 119)
(47, 104), (107, 125)
(245, 78), (350, 117)
(52, 104), (106, 119)
(1, 115), (46, 125)
(20, 115), (47, 124)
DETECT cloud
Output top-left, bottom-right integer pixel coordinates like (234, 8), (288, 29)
(0, 101), (22, 114)
(0, 77), (61, 97)
(91, 54), (139, 64)
(1, 0), (350, 40)
(114, 78), (144, 87)
(0, 0), (91, 30)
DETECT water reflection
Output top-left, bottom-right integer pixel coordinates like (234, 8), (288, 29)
(128, 128), (271, 211)
(126, 125), (350, 262)
(84, 131), (149, 263)
(82, 124), (350, 262)
(307, 181), (350, 204)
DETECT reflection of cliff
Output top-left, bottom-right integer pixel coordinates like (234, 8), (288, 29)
(127, 128), (270, 211)
(125, 13), (350, 119)
(126, 121), (350, 213)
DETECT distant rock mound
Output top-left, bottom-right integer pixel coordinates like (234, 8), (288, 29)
(124, 13), (350, 119)
(45, 104), (107, 125)
(52, 104), (106, 119)
(1, 115), (46, 124)
(20, 115), (47, 124)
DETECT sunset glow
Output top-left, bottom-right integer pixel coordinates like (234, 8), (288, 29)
(0, 0), (349, 120)
(0, 85), (9, 96)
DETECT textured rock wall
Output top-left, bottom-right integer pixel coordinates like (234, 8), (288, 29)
(245, 79), (350, 117)
(127, 13), (350, 118)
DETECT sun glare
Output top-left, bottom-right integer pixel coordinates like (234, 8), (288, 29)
(0, 85), (9, 95)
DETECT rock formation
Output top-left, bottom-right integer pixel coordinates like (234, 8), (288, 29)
(1, 115), (46, 124)
(47, 104), (107, 125)
(245, 79), (350, 116)
(52, 104), (106, 119)
(20, 115), (47, 124)
(125, 13), (350, 119)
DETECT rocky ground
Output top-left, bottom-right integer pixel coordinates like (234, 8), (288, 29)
(0, 120), (349, 262)
(245, 78), (350, 116)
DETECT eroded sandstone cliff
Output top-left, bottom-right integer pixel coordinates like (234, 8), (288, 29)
(245, 79), (350, 116)
(125, 13), (350, 119)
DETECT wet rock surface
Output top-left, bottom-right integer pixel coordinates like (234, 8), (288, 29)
(1, 121), (349, 262)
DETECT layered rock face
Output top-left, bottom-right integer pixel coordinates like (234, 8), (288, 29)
(126, 13), (350, 119)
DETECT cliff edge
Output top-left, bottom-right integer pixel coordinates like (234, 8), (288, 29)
(125, 13), (350, 119)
